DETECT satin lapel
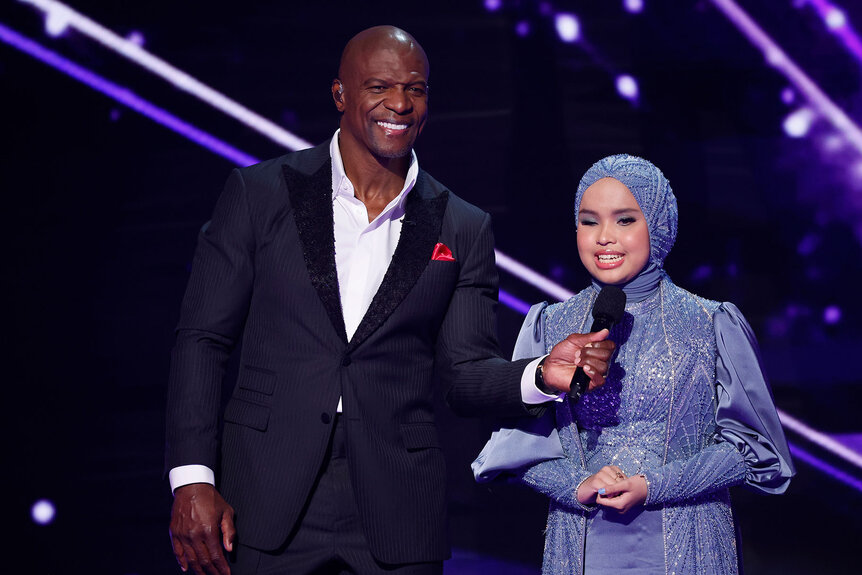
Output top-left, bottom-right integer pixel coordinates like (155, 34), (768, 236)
(282, 159), (348, 344)
(346, 172), (449, 353)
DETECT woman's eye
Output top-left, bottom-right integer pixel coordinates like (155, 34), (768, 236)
(618, 216), (637, 225)
(579, 219), (597, 226)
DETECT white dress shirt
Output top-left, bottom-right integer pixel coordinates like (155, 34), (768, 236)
(169, 131), (558, 493)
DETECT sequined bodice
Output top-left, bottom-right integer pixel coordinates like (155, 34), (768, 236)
(543, 282), (719, 477)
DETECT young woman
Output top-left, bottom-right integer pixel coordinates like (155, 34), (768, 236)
(475, 154), (793, 574)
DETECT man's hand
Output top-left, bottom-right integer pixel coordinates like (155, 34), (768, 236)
(540, 329), (615, 393)
(169, 483), (236, 575)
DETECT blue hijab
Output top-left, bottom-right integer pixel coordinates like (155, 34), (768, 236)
(574, 154), (678, 303)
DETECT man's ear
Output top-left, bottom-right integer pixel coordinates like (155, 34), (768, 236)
(332, 79), (344, 110)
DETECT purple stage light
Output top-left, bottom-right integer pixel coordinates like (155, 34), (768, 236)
(555, 13), (581, 43)
(623, 0), (644, 14)
(780, 409), (862, 472)
(821, 133), (844, 152)
(19, 0), (312, 151)
(539, 2), (553, 16)
(823, 305), (842, 324)
(127, 30), (145, 46)
(615, 74), (639, 100)
(31, 499), (56, 525)
(690, 264), (713, 282)
(796, 233), (819, 256)
(711, 0), (862, 154)
(825, 7), (847, 30)
(781, 87), (795, 104)
(484, 0), (502, 12)
(515, 20), (531, 37)
(783, 107), (815, 137)
(498, 289), (533, 315)
(0, 23), (258, 167)
(789, 441), (862, 493)
(805, 0), (862, 65)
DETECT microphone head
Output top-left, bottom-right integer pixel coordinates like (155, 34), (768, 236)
(592, 286), (627, 327)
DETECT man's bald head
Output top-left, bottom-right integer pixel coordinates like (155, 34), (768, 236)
(338, 25), (429, 83)
(332, 25), (430, 164)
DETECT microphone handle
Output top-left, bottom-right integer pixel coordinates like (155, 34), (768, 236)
(567, 315), (615, 401)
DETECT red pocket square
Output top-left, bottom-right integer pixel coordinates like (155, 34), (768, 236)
(431, 242), (455, 261)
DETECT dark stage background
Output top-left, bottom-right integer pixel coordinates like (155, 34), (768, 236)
(4, 1), (861, 573)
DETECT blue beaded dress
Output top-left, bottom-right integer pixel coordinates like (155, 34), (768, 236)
(473, 155), (794, 575)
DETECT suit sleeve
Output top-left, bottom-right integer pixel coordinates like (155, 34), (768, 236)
(165, 168), (256, 475)
(439, 212), (537, 418)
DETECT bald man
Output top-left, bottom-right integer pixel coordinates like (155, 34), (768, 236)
(165, 25), (613, 575)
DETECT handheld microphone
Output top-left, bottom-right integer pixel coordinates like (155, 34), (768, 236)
(568, 286), (626, 401)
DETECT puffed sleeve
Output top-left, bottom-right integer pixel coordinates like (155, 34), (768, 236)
(713, 302), (795, 494)
(471, 302), (566, 483)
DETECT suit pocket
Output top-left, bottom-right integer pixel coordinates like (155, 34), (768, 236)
(238, 365), (276, 395)
(400, 422), (441, 451)
(224, 398), (270, 431)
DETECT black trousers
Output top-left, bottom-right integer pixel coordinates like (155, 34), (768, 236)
(229, 415), (444, 575)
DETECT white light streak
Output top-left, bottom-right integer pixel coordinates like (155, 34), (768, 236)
(710, 0), (862, 155)
(494, 251), (575, 302)
(778, 409), (862, 471)
(19, 0), (312, 151)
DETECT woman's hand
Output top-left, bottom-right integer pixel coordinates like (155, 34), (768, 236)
(576, 465), (628, 506)
(595, 474), (648, 514)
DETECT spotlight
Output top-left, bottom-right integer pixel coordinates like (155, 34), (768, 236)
(616, 74), (639, 100)
(825, 8), (847, 30)
(515, 20), (531, 37)
(484, 0), (502, 12)
(781, 87), (795, 104)
(796, 233), (819, 256)
(31, 499), (56, 525)
(127, 30), (145, 46)
(555, 13), (581, 43)
(823, 305), (842, 324)
(623, 0), (644, 14)
(783, 107), (815, 138)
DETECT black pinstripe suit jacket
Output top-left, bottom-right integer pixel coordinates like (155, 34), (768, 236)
(165, 141), (536, 563)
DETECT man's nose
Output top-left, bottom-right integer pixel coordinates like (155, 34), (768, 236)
(385, 88), (412, 113)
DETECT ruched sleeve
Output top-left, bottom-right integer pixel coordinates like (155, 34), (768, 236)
(471, 302), (566, 483)
(713, 302), (795, 494)
(643, 303), (795, 505)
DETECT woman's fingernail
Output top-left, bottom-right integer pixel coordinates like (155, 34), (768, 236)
(598, 487), (606, 495)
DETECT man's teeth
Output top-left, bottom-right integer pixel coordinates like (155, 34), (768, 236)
(378, 121), (408, 131)
(597, 254), (623, 262)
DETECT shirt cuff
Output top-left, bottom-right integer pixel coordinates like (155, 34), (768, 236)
(520, 355), (565, 404)
(169, 464), (215, 494)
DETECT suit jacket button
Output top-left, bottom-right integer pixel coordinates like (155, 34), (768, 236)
(342, 355), (351, 366)
(321, 412), (331, 424)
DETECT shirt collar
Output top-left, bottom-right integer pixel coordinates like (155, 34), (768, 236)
(329, 129), (419, 214)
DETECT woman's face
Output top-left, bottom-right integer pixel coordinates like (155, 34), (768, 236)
(577, 177), (651, 285)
